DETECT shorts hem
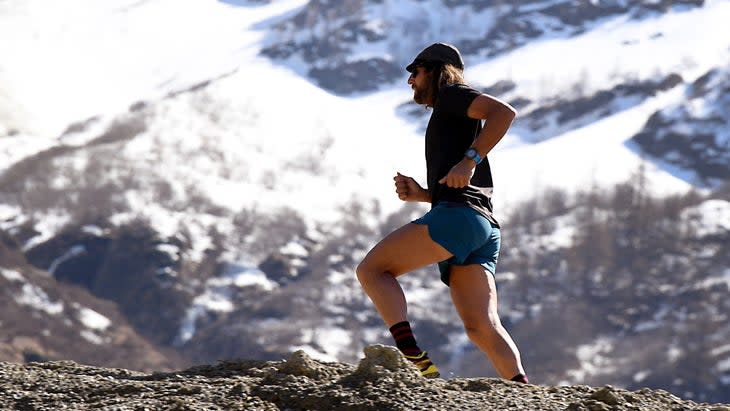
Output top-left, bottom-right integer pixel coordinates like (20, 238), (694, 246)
(411, 220), (468, 263)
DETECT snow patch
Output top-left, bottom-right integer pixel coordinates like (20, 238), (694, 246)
(176, 262), (276, 344)
(15, 283), (64, 315)
(633, 370), (651, 383)
(293, 326), (351, 363)
(562, 337), (616, 383)
(680, 199), (730, 237)
(1, 268), (25, 282)
(77, 306), (111, 331)
(81, 225), (105, 236)
(80, 329), (107, 345)
(280, 241), (308, 258)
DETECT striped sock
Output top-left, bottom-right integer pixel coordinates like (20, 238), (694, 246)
(389, 321), (440, 377)
(389, 321), (422, 356)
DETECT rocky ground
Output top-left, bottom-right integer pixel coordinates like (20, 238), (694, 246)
(0, 345), (728, 411)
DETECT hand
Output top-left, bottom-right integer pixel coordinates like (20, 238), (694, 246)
(438, 159), (475, 188)
(394, 172), (427, 202)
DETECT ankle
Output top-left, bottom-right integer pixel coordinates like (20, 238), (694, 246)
(510, 373), (529, 384)
(389, 321), (424, 357)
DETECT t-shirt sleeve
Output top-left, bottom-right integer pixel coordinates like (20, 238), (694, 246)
(436, 84), (482, 116)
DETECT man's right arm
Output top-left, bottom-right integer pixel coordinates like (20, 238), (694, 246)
(394, 172), (431, 203)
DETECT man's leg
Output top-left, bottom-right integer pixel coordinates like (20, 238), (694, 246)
(356, 222), (451, 377)
(356, 222), (451, 327)
(449, 264), (526, 380)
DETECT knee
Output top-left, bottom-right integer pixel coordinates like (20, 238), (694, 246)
(355, 261), (367, 283)
(355, 260), (375, 285)
(355, 259), (390, 286)
(463, 314), (502, 338)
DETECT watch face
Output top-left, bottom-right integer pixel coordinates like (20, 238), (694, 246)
(466, 148), (477, 159)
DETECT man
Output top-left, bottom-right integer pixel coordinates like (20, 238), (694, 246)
(356, 43), (528, 383)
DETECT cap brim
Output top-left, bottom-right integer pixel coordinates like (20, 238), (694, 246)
(405, 58), (424, 72)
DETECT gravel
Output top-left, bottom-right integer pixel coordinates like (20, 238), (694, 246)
(1, 345), (728, 411)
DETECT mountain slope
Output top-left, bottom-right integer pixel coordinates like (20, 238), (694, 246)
(0, 231), (185, 372)
(630, 65), (730, 186)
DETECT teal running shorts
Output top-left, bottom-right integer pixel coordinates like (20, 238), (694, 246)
(412, 202), (500, 286)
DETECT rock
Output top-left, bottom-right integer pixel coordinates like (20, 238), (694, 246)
(353, 344), (420, 379)
(591, 385), (623, 405)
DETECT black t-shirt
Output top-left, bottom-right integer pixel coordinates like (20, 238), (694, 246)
(425, 83), (499, 227)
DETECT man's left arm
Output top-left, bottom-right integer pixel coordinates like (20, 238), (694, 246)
(467, 94), (517, 158)
(438, 94), (517, 188)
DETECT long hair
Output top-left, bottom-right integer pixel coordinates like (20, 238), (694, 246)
(423, 63), (465, 107)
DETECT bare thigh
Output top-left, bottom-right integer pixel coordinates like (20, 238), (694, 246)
(449, 264), (499, 326)
(358, 223), (453, 277)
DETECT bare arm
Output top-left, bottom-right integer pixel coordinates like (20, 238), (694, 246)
(394, 172), (431, 203)
(438, 94), (517, 188)
(467, 94), (517, 157)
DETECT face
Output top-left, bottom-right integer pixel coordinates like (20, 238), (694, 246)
(408, 66), (431, 105)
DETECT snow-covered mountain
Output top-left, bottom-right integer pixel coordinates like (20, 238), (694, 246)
(1, 0), (729, 403)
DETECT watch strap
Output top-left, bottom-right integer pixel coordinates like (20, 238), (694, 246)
(465, 148), (483, 165)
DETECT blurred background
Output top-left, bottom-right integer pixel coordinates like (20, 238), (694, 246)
(1, 0), (729, 403)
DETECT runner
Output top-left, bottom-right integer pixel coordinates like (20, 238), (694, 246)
(356, 43), (528, 383)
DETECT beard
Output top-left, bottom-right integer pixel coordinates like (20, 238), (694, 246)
(412, 84), (432, 106)
(413, 89), (425, 104)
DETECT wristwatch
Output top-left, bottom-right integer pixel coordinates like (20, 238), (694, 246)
(464, 148), (483, 165)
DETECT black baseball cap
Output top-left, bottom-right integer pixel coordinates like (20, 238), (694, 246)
(406, 42), (465, 72)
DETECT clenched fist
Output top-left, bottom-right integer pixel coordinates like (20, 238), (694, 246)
(394, 172), (430, 203)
